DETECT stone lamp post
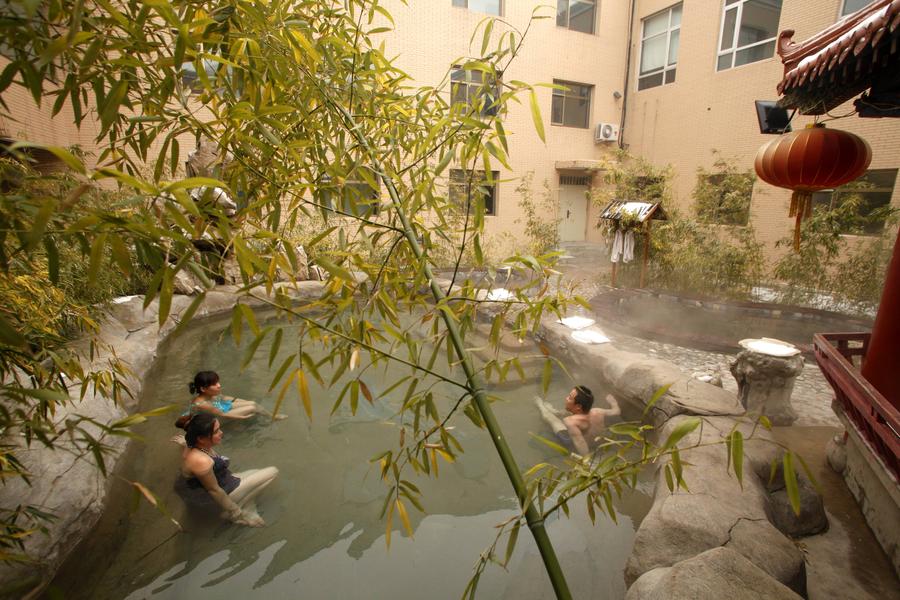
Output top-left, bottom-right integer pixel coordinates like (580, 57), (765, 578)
(730, 338), (804, 425)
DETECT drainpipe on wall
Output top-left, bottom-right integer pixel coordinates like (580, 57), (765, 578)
(619, 0), (636, 150)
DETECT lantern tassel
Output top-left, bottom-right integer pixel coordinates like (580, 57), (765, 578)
(791, 191), (812, 251)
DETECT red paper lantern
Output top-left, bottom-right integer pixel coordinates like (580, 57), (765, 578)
(755, 123), (871, 250)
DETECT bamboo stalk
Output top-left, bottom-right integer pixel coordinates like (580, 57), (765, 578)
(335, 105), (573, 599)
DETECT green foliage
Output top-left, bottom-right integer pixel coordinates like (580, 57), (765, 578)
(612, 210), (764, 298)
(591, 149), (673, 218)
(774, 197), (897, 313)
(693, 152), (754, 226)
(514, 172), (560, 255)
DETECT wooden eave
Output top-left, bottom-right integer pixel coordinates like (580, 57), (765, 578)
(776, 0), (900, 115)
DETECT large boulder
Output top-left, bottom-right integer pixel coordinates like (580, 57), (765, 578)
(767, 472), (828, 538)
(0, 387), (130, 596)
(626, 416), (806, 593)
(724, 518), (807, 596)
(626, 547), (803, 600)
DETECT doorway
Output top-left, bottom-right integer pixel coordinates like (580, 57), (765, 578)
(558, 175), (590, 242)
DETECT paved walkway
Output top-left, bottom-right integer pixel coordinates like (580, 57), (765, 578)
(553, 242), (840, 427)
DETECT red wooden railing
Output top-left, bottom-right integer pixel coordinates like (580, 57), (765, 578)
(814, 332), (900, 482)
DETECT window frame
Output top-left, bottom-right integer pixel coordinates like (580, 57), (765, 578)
(451, 0), (502, 16)
(449, 169), (499, 216)
(556, 0), (598, 34)
(551, 80), (593, 129)
(812, 169), (898, 235)
(637, 3), (682, 91)
(450, 66), (501, 117)
(716, 0), (782, 72)
(319, 172), (382, 219)
(839, 0), (875, 18)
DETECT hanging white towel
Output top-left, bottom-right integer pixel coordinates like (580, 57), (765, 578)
(623, 230), (635, 263)
(610, 229), (624, 263)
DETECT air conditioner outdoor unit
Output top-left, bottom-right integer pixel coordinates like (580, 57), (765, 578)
(594, 122), (619, 143)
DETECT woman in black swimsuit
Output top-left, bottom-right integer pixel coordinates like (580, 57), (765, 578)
(174, 413), (279, 527)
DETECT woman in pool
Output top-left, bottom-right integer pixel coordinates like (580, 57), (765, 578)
(188, 370), (285, 421)
(174, 413), (279, 526)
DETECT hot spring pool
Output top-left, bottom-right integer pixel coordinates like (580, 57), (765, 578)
(49, 310), (651, 599)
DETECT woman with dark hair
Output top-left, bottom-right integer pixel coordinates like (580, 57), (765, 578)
(174, 413), (279, 526)
(187, 370), (286, 421)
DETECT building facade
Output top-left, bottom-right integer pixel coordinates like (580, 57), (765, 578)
(2, 0), (898, 264)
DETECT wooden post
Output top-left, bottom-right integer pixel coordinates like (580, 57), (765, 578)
(639, 219), (652, 288)
(611, 261), (618, 287)
(861, 227), (900, 409)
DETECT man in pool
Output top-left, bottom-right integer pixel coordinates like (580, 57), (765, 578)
(535, 386), (620, 456)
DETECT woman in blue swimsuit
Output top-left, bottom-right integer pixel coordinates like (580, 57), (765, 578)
(174, 413), (279, 526)
(188, 371), (286, 421)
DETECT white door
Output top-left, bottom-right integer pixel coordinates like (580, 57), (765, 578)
(558, 184), (588, 242)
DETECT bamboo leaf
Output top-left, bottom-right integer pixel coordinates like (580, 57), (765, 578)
(158, 266), (174, 327)
(268, 328), (283, 367)
(530, 433), (569, 456)
(661, 417), (700, 452)
(783, 452), (801, 516)
(350, 379), (359, 415)
(541, 358), (552, 395)
(396, 499), (413, 538)
(504, 522), (520, 567)
(481, 19), (494, 55)
(109, 235), (131, 277)
(240, 329), (268, 369)
(43, 237), (59, 284)
(231, 305), (243, 346)
(664, 464), (674, 493)
(169, 292), (206, 339)
(731, 430), (744, 489)
(794, 452), (820, 492)
(298, 369), (311, 419)
(87, 232), (107, 287)
(359, 380), (374, 404)
(529, 89), (545, 143)
(642, 382), (672, 418)
(238, 303), (260, 336)
(316, 257), (354, 282)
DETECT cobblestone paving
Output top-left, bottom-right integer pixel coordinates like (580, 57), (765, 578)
(610, 333), (840, 427)
(553, 244), (841, 428)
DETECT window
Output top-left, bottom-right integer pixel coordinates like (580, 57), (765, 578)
(694, 173), (753, 225)
(716, 0), (782, 71)
(551, 80), (592, 128)
(319, 172), (381, 218)
(812, 169), (897, 235)
(449, 169), (498, 216)
(452, 0), (501, 16)
(638, 4), (682, 90)
(451, 67), (500, 117)
(840, 0), (875, 17)
(180, 57), (233, 95)
(556, 0), (597, 34)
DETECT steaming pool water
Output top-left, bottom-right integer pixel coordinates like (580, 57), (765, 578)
(50, 310), (652, 599)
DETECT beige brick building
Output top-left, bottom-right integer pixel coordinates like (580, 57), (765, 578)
(3, 0), (897, 265)
(625, 0), (900, 263)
